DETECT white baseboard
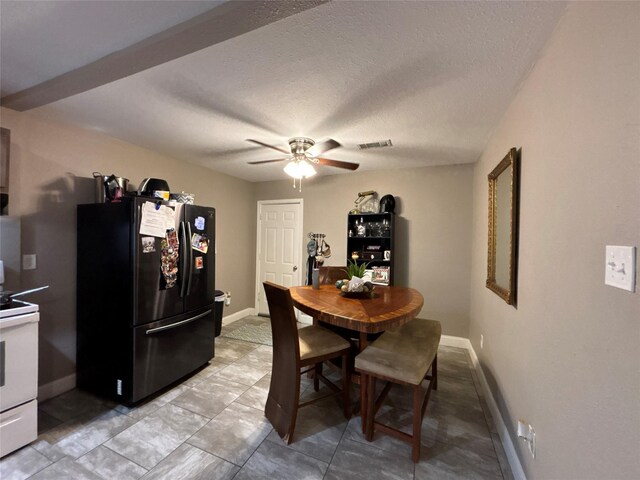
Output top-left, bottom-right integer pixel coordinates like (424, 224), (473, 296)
(440, 334), (472, 350)
(222, 307), (256, 326)
(439, 335), (525, 480)
(465, 340), (526, 480)
(38, 373), (76, 402)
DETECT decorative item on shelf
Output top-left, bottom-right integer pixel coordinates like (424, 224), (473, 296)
(371, 266), (391, 285)
(369, 222), (382, 237)
(364, 244), (382, 260)
(351, 251), (360, 261)
(384, 250), (391, 260)
(356, 217), (366, 237)
(352, 190), (377, 214)
(379, 194), (396, 213)
(382, 218), (391, 236)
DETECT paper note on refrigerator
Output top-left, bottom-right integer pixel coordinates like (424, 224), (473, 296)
(139, 201), (175, 237)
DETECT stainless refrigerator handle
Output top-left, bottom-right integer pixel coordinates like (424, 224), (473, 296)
(179, 221), (188, 298)
(145, 310), (212, 335)
(186, 221), (194, 296)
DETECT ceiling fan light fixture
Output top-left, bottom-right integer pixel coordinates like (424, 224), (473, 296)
(284, 158), (316, 179)
(284, 158), (316, 192)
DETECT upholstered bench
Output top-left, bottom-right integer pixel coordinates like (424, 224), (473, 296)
(355, 318), (441, 462)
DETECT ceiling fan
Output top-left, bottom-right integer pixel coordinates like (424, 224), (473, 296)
(246, 137), (359, 190)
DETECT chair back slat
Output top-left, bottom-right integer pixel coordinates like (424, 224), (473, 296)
(319, 266), (347, 285)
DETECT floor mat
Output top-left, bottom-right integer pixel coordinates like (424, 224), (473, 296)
(221, 319), (272, 346)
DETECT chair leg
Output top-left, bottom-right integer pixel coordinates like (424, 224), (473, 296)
(265, 372), (301, 445)
(314, 363), (321, 392)
(432, 355), (438, 391)
(341, 352), (351, 418)
(412, 383), (422, 462)
(365, 375), (376, 441)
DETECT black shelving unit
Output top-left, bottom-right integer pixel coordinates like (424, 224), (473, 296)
(347, 212), (395, 285)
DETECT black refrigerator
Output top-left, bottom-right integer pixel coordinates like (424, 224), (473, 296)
(77, 197), (216, 404)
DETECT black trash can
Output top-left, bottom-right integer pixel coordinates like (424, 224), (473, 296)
(214, 290), (225, 337)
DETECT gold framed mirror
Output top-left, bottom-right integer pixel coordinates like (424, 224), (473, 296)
(487, 147), (519, 305)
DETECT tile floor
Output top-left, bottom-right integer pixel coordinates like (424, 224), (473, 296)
(1, 317), (514, 480)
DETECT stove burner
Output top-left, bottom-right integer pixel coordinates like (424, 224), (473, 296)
(0, 299), (38, 318)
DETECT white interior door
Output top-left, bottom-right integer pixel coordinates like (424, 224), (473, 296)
(256, 200), (303, 315)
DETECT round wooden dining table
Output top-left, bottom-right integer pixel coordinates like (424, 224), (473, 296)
(289, 284), (424, 351)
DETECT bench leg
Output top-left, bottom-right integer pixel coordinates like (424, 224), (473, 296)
(432, 355), (438, 391)
(360, 372), (367, 435)
(314, 363), (321, 392)
(412, 383), (422, 462)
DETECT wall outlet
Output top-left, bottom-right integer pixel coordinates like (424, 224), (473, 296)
(517, 420), (536, 458)
(22, 254), (37, 270)
(480, 334), (484, 349)
(225, 291), (231, 306)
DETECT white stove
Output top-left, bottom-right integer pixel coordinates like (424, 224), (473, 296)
(0, 299), (39, 457)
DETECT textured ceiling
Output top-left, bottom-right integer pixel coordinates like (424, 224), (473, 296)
(0, 1), (567, 182)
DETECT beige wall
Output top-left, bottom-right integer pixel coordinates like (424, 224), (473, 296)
(255, 164), (474, 338)
(469, 3), (640, 479)
(0, 107), (255, 388)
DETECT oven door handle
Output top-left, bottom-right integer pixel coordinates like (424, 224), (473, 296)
(145, 310), (211, 335)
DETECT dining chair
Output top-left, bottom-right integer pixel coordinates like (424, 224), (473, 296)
(355, 318), (441, 462)
(319, 265), (347, 285)
(262, 281), (352, 444)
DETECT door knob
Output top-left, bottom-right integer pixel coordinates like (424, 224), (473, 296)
(293, 265), (298, 271)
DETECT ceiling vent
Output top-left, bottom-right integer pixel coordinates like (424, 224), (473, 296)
(358, 139), (393, 150)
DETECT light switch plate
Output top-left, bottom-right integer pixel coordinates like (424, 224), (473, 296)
(22, 254), (37, 270)
(605, 246), (636, 292)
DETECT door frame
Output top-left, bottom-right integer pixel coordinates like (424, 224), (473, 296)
(255, 198), (304, 314)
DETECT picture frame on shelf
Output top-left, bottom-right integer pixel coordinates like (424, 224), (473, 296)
(364, 269), (374, 282)
(371, 266), (390, 285)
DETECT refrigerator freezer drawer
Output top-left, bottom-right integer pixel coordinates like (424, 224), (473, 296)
(0, 399), (38, 458)
(129, 307), (215, 404)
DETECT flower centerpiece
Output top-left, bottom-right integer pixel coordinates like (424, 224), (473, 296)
(335, 260), (375, 295)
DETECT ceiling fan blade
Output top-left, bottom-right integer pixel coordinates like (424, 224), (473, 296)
(316, 158), (359, 171)
(246, 139), (290, 154)
(247, 158), (287, 165)
(307, 138), (341, 156)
